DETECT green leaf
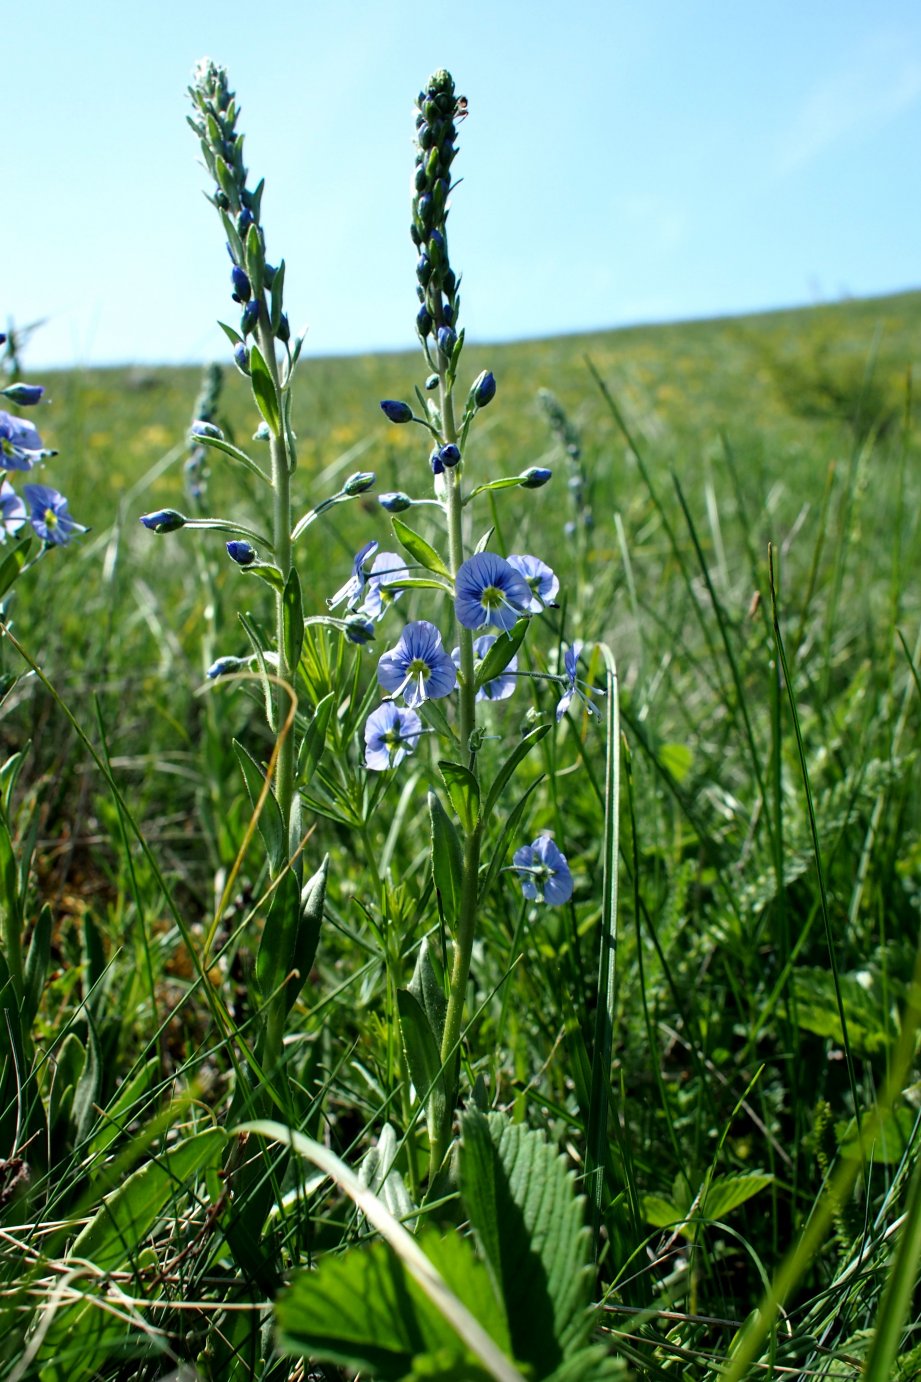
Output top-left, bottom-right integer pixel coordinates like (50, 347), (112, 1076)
(88, 1056), (159, 1159)
(276, 1228), (512, 1379)
(289, 854), (328, 1012)
(217, 319), (243, 347)
(483, 723), (551, 823)
(381, 575), (455, 594)
(391, 516), (452, 580)
(460, 1109), (596, 1372)
(270, 258), (286, 332)
(439, 760), (480, 833)
(658, 741), (693, 783)
(409, 937), (447, 1047)
(397, 988), (448, 1151)
(235, 738), (286, 875)
(282, 566), (304, 674)
(474, 621), (528, 691)
(242, 561), (285, 593)
(702, 1172), (774, 1221)
(256, 867), (300, 1002)
(297, 690), (335, 787)
(189, 429), (269, 484)
(22, 903), (52, 1028)
(249, 341), (281, 434)
(478, 776), (544, 905)
(0, 536), (31, 599)
(429, 790), (463, 930)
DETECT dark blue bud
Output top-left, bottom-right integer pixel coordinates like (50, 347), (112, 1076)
(417, 254), (432, 286)
(191, 420), (225, 440)
(439, 444), (461, 468)
(241, 300), (259, 335)
(139, 508), (186, 533)
(264, 263), (277, 288)
(2, 383), (44, 406)
(418, 122), (433, 150)
(472, 370), (497, 408)
(231, 266), (251, 302)
(414, 166), (427, 192)
(417, 193), (433, 226)
(233, 342), (250, 374)
(378, 491), (413, 513)
(0, 333), (6, 346)
(207, 655), (248, 679)
(276, 313), (290, 343)
(237, 207), (255, 235)
(430, 447), (444, 475)
(343, 470), (376, 496)
(215, 189), (231, 211)
(344, 615), (376, 645)
(410, 224), (423, 248)
(425, 374), (439, 391)
(416, 306), (432, 337)
(437, 326), (457, 357)
(519, 467), (552, 490)
(380, 400), (413, 424)
(226, 540), (256, 565)
(443, 269), (457, 295)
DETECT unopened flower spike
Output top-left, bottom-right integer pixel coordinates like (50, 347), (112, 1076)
(412, 70), (464, 367)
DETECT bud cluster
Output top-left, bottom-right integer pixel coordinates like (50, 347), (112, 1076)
(187, 59), (289, 350)
(411, 70), (464, 361)
(184, 362), (223, 507)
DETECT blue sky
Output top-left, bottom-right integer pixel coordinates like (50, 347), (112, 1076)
(9, 0), (921, 368)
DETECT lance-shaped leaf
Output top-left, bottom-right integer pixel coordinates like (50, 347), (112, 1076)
(297, 690), (335, 787)
(235, 738), (286, 875)
(391, 516), (452, 579)
(439, 760), (480, 834)
(474, 620), (528, 691)
(256, 868), (300, 1003)
(249, 341), (281, 434)
(282, 566), (304, 674)
(397, 988), (448, 1152)
(429, 789), (462, 929)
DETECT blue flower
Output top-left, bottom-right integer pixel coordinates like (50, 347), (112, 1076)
(380, 399), (413, 424)
(0, 480), (26, 541)
(512, 835), (573, 905)
(357, 550), (409, 621)
(327, 539), (379, 611)
(454, 552), (532, 632)
(0, 411), (46, 471)
(507, 554), (559, 613)
(453, 634), (518, 702)
(23, 484), (87, 545)
(555, 641), (604, 722)
(364, 702), (424, 770)
(140, 509), (186, 533)
(377, 620), (456, 707)
(226, 540), (256, 565)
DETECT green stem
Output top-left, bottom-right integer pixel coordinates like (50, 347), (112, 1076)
(257, 317), (295, 853)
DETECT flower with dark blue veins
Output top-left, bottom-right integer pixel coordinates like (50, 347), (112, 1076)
(226, 540), (256, 565)
(2, 383), (44, 407)
(140, 509), (186, 533)
(380, 399), (413, 424)
(0, 480), (26, 541)
(23, 484), (87, 545)
(508, 554), (559, 613)
(327, 539), (379, 611)
(377, 620), (456, 707)
(358, 551), (409, 621)
(453, 634), (518, 703)
(512, 835), (573, 905)
(555, 641), (604, 722)
(454, 552), (532, 632)
(364, 702), (424, 770)
(0, 411), (46, 471)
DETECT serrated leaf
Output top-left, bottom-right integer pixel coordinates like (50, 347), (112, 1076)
(391, 517), (452, 580)
(474, 621), (528, 691)
(702, 1172), (773, 1221)
(397, 988), (448, 1151)
(460, 1109), (595, 1372)
(235, 738), (286, 875)
(439, 760), (480, 833)
(429, 789), (462, 929)
(249, 342), (281, 434)
(282, 567), (304, 674)
(276, 1228), (512, 1379)
(641, 1193), (683, 1230)
(483, 723), (551, 823)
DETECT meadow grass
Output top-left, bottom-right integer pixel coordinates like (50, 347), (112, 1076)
(1, 287), (920, 1379)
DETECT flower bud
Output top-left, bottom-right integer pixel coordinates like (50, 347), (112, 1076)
(380, 399), (413, 424)
(237, 207), (255, 235)
(140, 508), (186, 533)
(276, 313), (291, 343)
(378, 491), (413, 513)
(207, 655), (249, 679)
(2, 383), (44, 406)
(241, 301), (259, 335)
(226, 539), (256, 565)
(416, 306), (432, 337)
(233, 342), (250, 374)
(519, 467), (552, 490)
(416, 254), (432, 286)
(231, 266), (251, 302)
(343, 470), (376, 496)
(437, 325), (456, 357)
(430, 447), (444, 475)
(439, 443), (461, 468)
(191, 419), (224, 440)
(344, 615), (376, 645)
(472, 370), (497, 408)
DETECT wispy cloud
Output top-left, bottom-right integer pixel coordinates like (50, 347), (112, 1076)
(774, 32), (921, 177)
